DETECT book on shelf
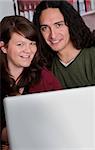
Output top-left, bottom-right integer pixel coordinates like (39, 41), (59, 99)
(84, 0), (91, 12)
(66, 0), (95, 15)
(78, 0), (86, 14)
(73, 0), (79, 11)
(90, 0), (95, 10)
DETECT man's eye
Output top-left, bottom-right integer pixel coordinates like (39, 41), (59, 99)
(56, 22), (65, 28)
(56, 23), (63, 27)
(40, 26), (49, 32)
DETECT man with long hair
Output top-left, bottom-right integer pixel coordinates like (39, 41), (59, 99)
(33, 0), (95, 89)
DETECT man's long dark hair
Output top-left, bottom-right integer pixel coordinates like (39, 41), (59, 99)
(33, 0), (95, 68)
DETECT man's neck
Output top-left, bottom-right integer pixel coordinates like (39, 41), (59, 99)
(57, 45), (81, 64)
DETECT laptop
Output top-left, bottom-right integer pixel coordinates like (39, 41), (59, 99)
(3, 86), (95, 150)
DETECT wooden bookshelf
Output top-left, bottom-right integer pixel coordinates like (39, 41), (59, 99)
(82, 10), (95, 31)
(81, 9), (95, 16)
(67, 0), (95, 16)
(67, 0), (95, 30)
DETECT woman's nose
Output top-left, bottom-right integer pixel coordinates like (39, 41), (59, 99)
(24, 44), (31, 53)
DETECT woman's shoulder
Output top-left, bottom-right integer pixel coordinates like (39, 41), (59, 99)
(41, 67), (55, 78)
(29, 67), (62, 93)
(41, 67), (61, 82)
(41, 67), (62, 88)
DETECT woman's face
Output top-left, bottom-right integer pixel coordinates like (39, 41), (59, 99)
(2, 32), (37, 74)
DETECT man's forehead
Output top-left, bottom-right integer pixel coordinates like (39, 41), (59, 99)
(39, 8), (64, 25)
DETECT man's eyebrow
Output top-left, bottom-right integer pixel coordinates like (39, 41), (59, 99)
(40, 24), (48, 27)
(54, 21), (65, 25)
(40, 21), (65, 27)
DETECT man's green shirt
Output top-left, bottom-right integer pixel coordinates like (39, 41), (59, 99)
(52, 47), (95, 89)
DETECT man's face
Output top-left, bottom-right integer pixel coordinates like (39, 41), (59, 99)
(39, 8), (72, 53)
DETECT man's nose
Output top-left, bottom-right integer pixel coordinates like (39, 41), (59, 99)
(49, 27), (57, 39)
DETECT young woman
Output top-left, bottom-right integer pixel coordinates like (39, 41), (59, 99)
(0, 15), (62, 150)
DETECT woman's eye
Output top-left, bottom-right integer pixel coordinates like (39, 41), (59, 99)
(30, 41), (36, 45)
(17, 43), (23, 46)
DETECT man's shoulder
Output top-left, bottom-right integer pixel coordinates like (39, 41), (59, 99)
(82, 46), (95, 57)
(84, 46), (95, 52)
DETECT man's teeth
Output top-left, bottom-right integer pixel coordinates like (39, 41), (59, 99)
(51, 40), (59, 44)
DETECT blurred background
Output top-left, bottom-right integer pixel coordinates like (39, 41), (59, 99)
(0, 0), (95, 31)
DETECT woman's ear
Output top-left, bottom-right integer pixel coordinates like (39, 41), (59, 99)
(0, 41), (7, 53)
(0, 41), (4, 48)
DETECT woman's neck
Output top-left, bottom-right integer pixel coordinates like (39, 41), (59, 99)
(8, 64), (23, 81)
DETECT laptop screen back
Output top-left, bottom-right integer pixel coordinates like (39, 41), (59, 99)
(3, 86), (95, 150)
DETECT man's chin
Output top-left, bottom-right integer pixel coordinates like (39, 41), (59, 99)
(51, 48), (59, 52)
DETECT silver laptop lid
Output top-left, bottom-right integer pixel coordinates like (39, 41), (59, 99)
(4, 86), (95, 150)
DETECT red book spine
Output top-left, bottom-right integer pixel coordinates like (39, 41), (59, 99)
(85, 0), (91, 12)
